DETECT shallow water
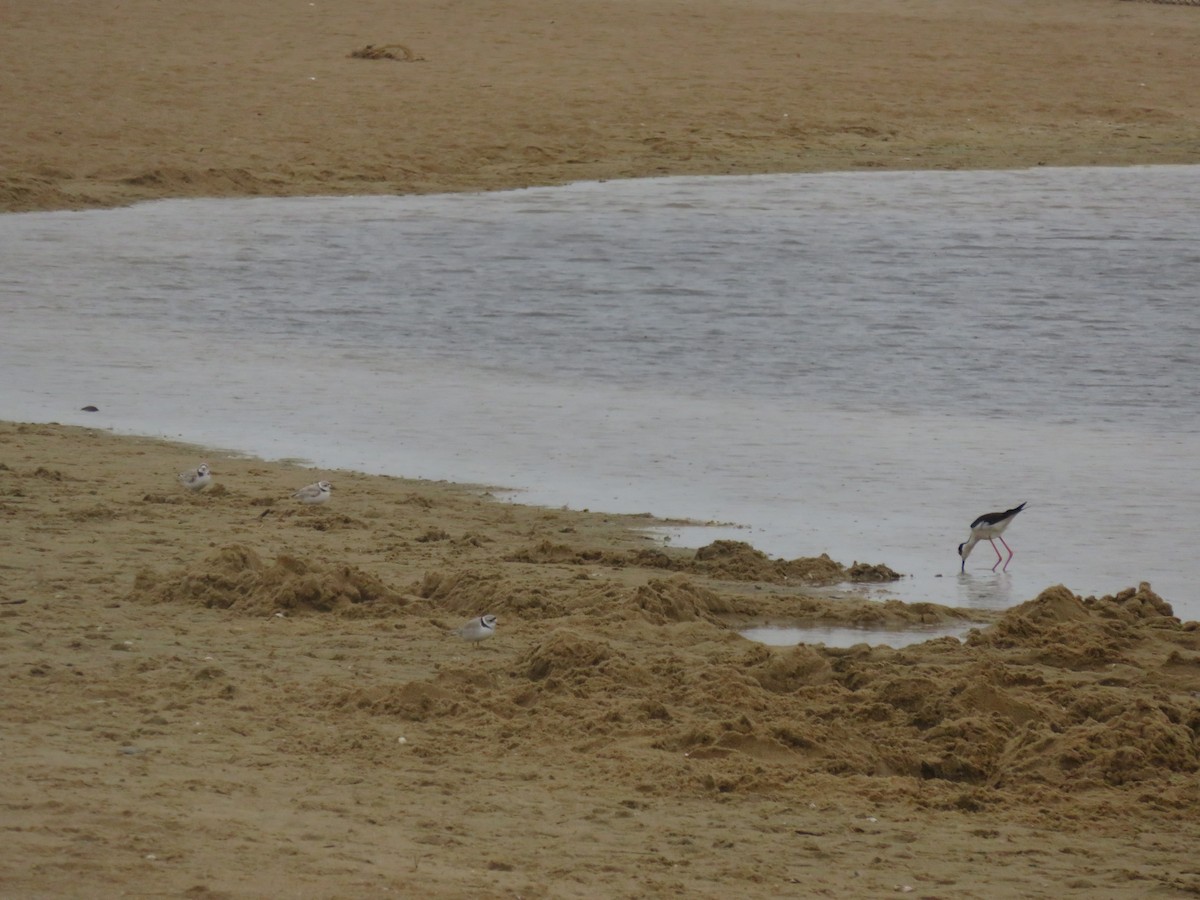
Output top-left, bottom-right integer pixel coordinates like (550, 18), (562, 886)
(2, 166), (1198, 619)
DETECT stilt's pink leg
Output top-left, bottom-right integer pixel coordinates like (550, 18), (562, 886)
(990, 539), (1003, 571)
(999, 536), (1014, 571)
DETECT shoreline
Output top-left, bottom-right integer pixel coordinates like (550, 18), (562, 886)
(0, 418), (971, 618)
(8, 159), (1200, 218)
(10, 413), (1188, 611)
(18, 397), (1195, 615)
(10, 146), (1200, 217)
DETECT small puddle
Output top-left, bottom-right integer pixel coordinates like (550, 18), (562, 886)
(740, 623), (976, 649)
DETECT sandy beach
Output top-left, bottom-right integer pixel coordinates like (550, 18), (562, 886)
(4, 0), (1200, 896)
(3, 0), (1199, 213)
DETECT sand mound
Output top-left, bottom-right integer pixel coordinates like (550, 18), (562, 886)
(347, 43), (422, 62)
(505, 540), (606, 565)
(1092, 580), (1179, 622)
(414, 568), (566, 617)
(968, 582), (1183, 668)
(415, 568), (511, 612)
(627, 577), (739, 624)
(348, 680), (464, 722)
(523, 629), (621, 682)
(995, 689), (1199, 788)
(794, 586), (1200, 788)
(511, 538), (901, 585)
(132, 543), (404, 615)
(415, 569), (749, 625)
(749, 643), (835, 693)
(691, 541), (902, 584)
(335, 580), (1200, 797)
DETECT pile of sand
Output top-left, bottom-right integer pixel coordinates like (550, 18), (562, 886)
(289, 578), (1200, 796)
(133, 543), (405, 616)
(128, 524), (1200, 799)
(505, 538), (903, 584)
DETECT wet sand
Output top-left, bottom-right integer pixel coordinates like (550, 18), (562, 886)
(4, 0), (1200, 894)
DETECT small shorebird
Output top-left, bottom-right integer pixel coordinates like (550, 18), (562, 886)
(456, 614), (497, 646)
(958, 502), (1026, 572)
(178, 463), (212, 492)
(292, 480), (332, 505)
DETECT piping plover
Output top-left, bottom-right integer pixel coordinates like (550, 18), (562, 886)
(292, 480), (332, 505)
(178, 463), (212, 492)
(456, 614), (497, 645)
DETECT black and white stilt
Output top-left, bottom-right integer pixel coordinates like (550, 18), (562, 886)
(957, 502), (1026, 572)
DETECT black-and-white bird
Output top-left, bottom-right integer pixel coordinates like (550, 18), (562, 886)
(958, 502), (1026, 572)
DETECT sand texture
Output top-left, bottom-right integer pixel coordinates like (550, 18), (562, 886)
(2, 423), (1199, 897)
(3, 0), (1200, 212)
(5, 0), (1200, 894)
